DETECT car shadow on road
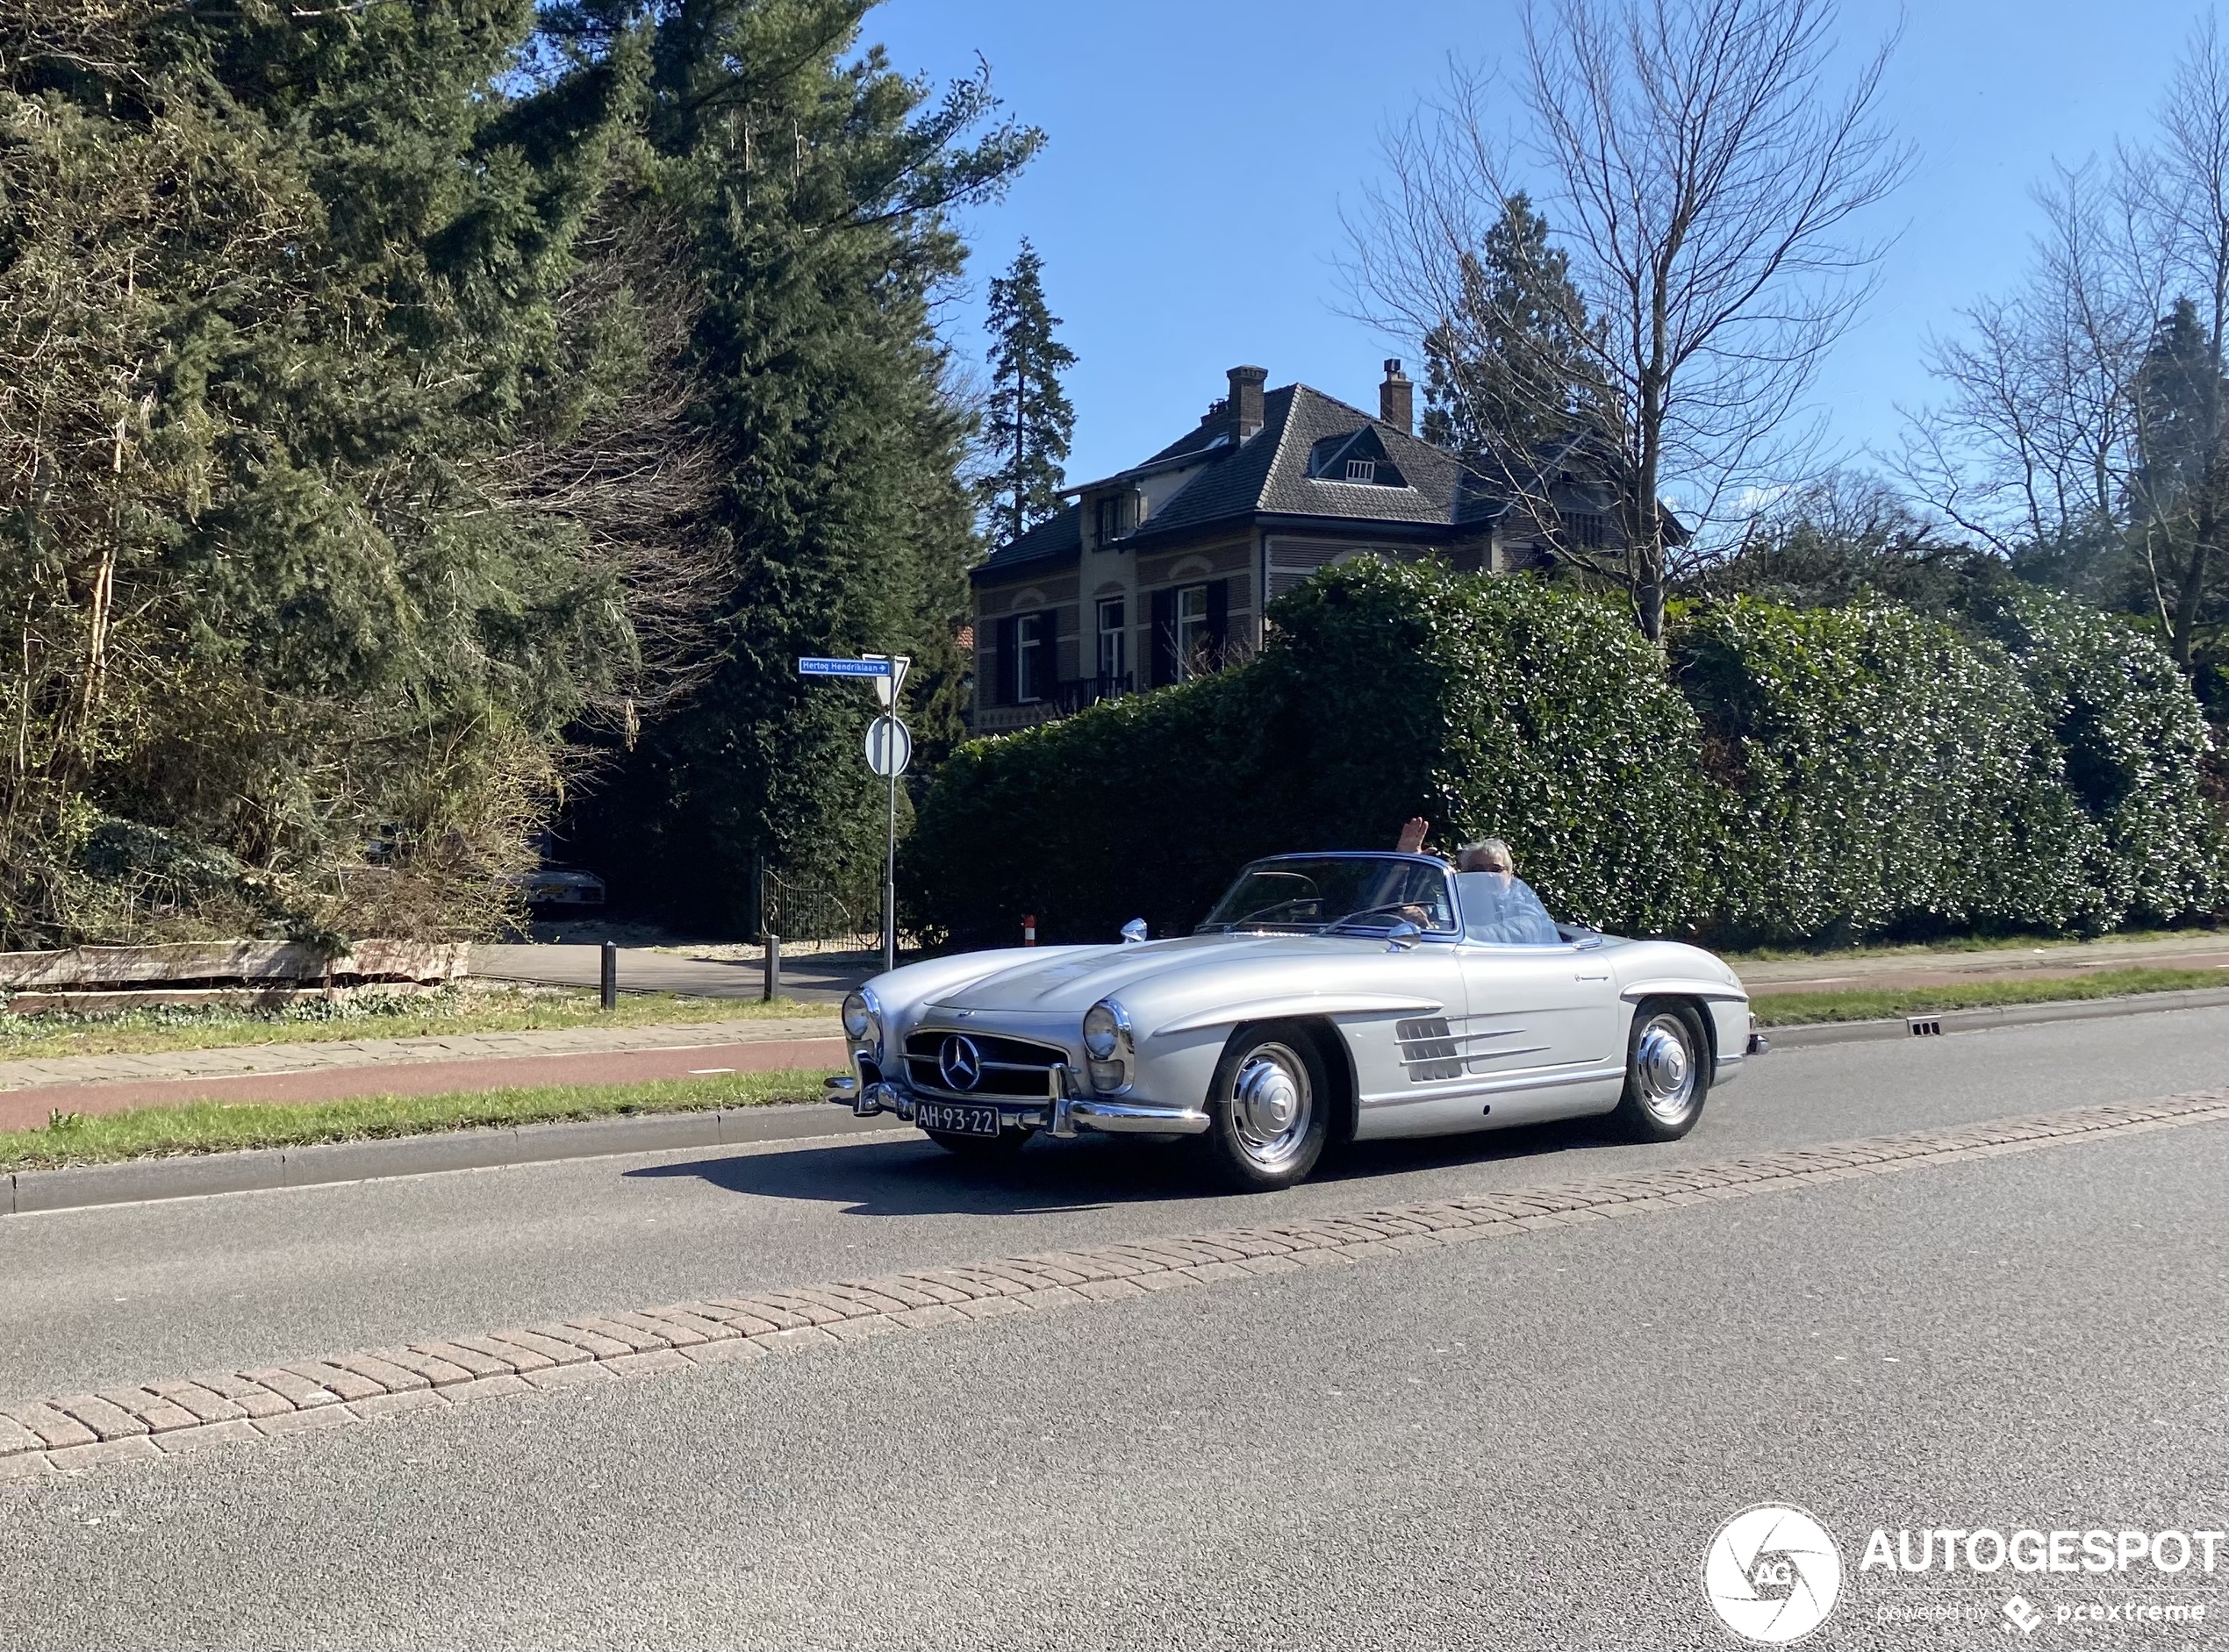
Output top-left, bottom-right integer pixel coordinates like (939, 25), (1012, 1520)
(623, 1117), (1624, 1219)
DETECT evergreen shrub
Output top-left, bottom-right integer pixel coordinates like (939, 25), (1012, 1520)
(906, 561), (2226, 948)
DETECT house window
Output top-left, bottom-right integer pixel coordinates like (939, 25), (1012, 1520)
(1175, 583), (1210, 680)
(1014, 612), (1048, 703)
(1344, 458), (1378, 483)
(1096, 598), (1127, 688)
(1560, 510), (1608, 551)
(1094, 491), (1134, 544)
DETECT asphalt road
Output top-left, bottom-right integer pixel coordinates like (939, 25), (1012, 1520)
(2, 1005), (2225, 1648)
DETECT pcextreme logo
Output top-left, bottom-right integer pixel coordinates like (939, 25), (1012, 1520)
(1702, 1504), (1846, 1645)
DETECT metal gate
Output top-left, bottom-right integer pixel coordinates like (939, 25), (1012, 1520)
(757, 862), (880, 952)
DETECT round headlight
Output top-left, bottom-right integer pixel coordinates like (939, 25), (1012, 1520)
(842, 990), (875, 1043)
(1082, 1001), (1123, 1061)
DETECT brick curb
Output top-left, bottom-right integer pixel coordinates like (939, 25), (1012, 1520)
(1, 1103), (907, 1216)
(4, 1088), (2223, 1481)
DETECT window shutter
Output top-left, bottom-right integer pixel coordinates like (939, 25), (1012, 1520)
(1206, 579), (1229, 668)
(1040, 609), (1061, 699)
(993, 614), (1018, 706)
(1150, 588), (1178, 687)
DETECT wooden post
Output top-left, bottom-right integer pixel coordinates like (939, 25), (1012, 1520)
(599, 941), (617, 1011)
(763, 933), (781, 1003)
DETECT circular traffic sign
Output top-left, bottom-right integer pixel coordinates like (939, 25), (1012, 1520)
(865, 715), (913, 777)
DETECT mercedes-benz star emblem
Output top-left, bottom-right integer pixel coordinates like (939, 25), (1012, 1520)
(937, 1033), (984, 1092)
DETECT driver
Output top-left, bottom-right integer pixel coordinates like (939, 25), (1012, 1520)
(1396, 819), (1559, 943)
(1396, 818), (1516, 875)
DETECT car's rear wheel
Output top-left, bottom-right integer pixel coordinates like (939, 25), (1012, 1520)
(924, 1126), (1032, 1159)
(1196, 1023), (1330, 1191)
(1610, 998), (1710, 1141)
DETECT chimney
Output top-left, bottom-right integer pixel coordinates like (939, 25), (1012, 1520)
(1227, 365), (1267, 441)
(1380, 359), (1413, 435)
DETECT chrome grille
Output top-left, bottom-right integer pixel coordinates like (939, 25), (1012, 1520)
(903, 1029), (1067, 1098)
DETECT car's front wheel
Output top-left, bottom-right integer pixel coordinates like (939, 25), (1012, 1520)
(1196, 1023), (1330, 1191)
(1610, 998), (1710, 1141)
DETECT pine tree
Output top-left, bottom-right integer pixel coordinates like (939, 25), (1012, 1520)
(1420, 194), (1602, 461)
(976, 240), (1076, 544)
(559, 0), (1043, 924)
(2127, 297), (2229, 663)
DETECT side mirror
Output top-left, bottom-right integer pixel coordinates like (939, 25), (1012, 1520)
(1386, 919), (1422, 952)
(1121, 919), (1149, 945)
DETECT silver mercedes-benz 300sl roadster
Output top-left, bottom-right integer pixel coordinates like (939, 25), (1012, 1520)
(831, 851), (1764, 1191)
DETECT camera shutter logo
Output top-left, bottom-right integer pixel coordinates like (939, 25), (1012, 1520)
(938, 1033), (984, 1092)
(1702, 1505), (1844, 1644)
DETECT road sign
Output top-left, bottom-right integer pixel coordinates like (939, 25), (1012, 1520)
(865, 716), (912, 778)
(798, 656), (892, 678)
(801, 654), (914, 975)
(862, 653), (910, 709)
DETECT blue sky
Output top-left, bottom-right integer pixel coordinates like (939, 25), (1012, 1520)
(871, 0), (2212, 495)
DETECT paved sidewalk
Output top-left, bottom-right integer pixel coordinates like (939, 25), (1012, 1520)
(0, 1036), (849, 1132)
(477, 932), (2229, 999)
(470, 944), (877, 1004)
(1736, 931), (2229, 993)
(0, 1017), (835, 1097)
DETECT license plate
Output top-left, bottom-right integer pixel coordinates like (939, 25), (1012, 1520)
(916, 1101), (1001, 1138)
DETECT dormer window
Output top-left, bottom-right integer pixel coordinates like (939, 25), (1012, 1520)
(1308, 428), (1407, 488)
(1093, 490), (1136, 544)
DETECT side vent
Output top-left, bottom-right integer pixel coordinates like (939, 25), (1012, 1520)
(1907, 1016), (1943, 1037)
(1395, 1017), (1465, 1082)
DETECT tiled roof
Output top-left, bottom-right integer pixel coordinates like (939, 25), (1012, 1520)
(1126, 384), (1506, 545)
(973, 381), (1531, 579)
(975, 504), (1080, 574)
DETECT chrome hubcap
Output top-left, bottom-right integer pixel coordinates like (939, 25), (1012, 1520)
(1230, 1043), (1312, 1170)
(1635, 1014), (1697, 1121)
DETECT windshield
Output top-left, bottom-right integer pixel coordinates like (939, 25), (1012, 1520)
(1196, 856), (1457, 935)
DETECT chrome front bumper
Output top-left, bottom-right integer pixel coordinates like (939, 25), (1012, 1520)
(825, 1063), (1208, 1138)
(1050, 1093), (1209, 1137)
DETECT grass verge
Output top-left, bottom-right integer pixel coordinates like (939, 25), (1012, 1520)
(1724, 925), (2224, 963)
(0, 985), (834, 1064)
(1, 1068), (838, 1173)
(1751, 967), (2229, 1026)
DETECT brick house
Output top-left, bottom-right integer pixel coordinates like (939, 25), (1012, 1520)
(968, 360), (1630, 734)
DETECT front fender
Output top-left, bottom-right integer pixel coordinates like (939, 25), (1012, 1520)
(1617, 976), (1748, 1004)
(1148, 991), (1448, 1039)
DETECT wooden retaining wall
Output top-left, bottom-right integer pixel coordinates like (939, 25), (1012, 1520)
(0, 942), (470, 1015)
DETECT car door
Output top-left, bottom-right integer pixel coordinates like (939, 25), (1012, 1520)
(1453, 939), (1623, 1079)
(1343, 937), (1481, 1139)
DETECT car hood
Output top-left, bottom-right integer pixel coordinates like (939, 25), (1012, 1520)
(927, 932), (1404, 1017)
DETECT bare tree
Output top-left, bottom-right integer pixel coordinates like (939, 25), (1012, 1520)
(1348, 0), (1907, 640)
(1904, 18), (2229, 666)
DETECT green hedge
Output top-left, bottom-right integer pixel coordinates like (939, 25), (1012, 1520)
(905, 561), (2225, 948)
(1673, 599), (2086, 943)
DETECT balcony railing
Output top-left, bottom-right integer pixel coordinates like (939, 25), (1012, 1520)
(1050, 671), (1133, 715)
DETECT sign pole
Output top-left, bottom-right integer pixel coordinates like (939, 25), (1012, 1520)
(800, 652), (907, 977)
(885, 743), (897, 976)
(863, 655), (910, 976)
